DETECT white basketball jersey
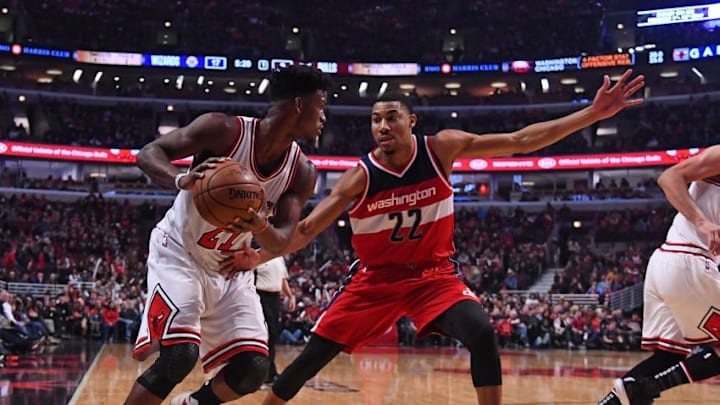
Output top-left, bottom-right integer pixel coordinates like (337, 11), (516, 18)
(665, 178), (720, 258)
(156, 116), (302, 276)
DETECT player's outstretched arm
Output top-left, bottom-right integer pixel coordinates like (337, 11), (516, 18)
(658, 145), (720, 254)
(431, 69), (644, 163)
(137, 112), (239, 189)
(220, 166), (365, 275)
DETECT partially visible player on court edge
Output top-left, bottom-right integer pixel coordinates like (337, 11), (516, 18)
(123, 65), (330, 405)
(597, 146), (720, 405)
(225, 69), (644, 405)
(255, 257), (297, 385)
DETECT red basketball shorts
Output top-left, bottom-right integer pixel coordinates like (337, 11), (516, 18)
(312, 261), (479, 352)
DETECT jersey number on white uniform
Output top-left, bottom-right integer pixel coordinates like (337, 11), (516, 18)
(197, 228), (242, 251)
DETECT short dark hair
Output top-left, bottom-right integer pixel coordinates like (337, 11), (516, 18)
(373, 93), (414, 114)
(269, 65), (333, 101)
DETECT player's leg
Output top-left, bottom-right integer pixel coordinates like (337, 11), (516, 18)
(258, 290), (282, 382)
(598, 250), (691, 405)
(266, 261), (403, 404)
(125, 229), (204, 405)
(617, 253), (720, 403)
(263, 334), (345, 405)
(427, 299), (502, 405)
(170, 277), (270, 405)
(125, 343), (200, 405)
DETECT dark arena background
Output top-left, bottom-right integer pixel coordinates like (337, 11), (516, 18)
(0, 0), (719, 404)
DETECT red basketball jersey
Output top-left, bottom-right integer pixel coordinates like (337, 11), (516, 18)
(348, 135), (455, 268)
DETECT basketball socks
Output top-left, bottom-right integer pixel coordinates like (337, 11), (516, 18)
(651, 346), (720, 391)
(191, 380), (223, 405)
(598, 350), (685, 405)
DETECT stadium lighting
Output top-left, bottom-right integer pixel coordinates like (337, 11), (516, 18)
(337, 220), (346, 228)
(399, 83), (415, 90)
(113, 76), (120, 82)
(17, 95), (25, 102)
(692, 67), (706, 84)
(340, 84), (348, 91)
(207, 80), (214, 85)
(540, 78), (550, 93)
(163, 78), (170, 84)
(72, 69), (83, 83)
(93, 71), (103, 84)
(333, 93), (339, 98)
(616, 23), (624, 30)
(444, 82), (461, 89)
(249, 81), (256, 87)
(292, 27), (300, 34)
(450, 28), (457, 35)
(450, 112), (458, 118)
(378, 82), (388, 97)
(1, 8), (7, 14)
(560, 78), (577, 85)
(166, 105), (174, 112)
(175, 75), (184, 90)
(197, 75), (204, 86)
(520, 81), (527, 92)
(258, 78), (269, 94)
(572, 221), (582, 229)
(358, 81), (368, 97)
(46, 69), (62, 76)
(0, 64), (15, 71)
(490, 82), (507, 88)
(245, 89), (252, 95)
(574, 86), (585, 93)
(164, 21), (172, 28)
(660, 71), (678, 78)
(138, 76), (145, 83)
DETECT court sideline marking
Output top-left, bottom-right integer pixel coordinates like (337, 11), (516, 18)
(68, 344), (107, 405)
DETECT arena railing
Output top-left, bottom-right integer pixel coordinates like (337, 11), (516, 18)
(0, 281), (97, 298)
(608, 283), (644, 312)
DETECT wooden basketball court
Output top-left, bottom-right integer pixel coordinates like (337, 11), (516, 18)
(69, 344), (720, 404)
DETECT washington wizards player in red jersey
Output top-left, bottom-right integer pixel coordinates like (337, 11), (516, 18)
(222, 69), (644, 405)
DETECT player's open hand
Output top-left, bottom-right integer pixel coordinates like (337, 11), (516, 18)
(224, 208), (269, 235)
(177, 156), (232, 190)
(219, 245), (261, 279)
(590, 69), (645, 120)
(698, 219), (720, 256)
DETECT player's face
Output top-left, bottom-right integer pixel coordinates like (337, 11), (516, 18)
(295, 90), (327, 142)
(371, 101), (417, 155)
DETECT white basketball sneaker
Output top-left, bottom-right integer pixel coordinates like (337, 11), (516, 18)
(169, 392), (199, 405)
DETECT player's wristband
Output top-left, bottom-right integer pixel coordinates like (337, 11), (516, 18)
(174, 173), (186, 190)
(252, 218), (270, 235)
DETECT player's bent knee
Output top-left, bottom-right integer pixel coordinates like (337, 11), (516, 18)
(222, 351), (269, 395)
(137, 342), (199, 399)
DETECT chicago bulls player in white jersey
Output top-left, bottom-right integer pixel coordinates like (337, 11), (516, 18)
(599, 146), (720, 405)
(226, 69), (644, 405)
(123, 65), (330, 405)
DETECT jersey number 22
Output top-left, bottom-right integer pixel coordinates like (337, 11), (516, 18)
(388, 209), (423, 242)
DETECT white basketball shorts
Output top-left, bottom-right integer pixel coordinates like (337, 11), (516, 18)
(133, 228), (268, 372)
(642, 242), (720, 355)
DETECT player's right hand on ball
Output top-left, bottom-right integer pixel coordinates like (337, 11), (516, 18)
(219, 245), (261, 279)
(176, 156), (232, 190)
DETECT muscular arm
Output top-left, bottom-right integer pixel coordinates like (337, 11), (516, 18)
(657, 145), (720, 227)
(256, 165), (365, 263)
(433, 106), (600, 161)
(255, 157), (318, 254)
(429, 70), (644, 173)
(136, 113), (239, 188)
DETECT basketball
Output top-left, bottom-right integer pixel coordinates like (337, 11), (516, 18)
(192, 160), (265, 228)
